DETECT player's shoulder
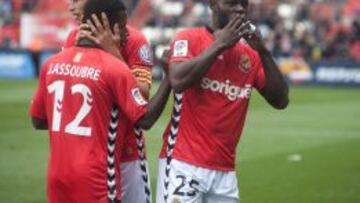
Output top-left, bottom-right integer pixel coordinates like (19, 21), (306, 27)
(68, 28), (79, 37)
(98, 50), (130, 74)
(64, 28), (79, 48)
(39, 47), (75, 73)
(45, 47), (75, 64)
(126, 25), (148, 43)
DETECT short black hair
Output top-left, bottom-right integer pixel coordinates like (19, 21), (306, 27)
(82, 0), (126, 29)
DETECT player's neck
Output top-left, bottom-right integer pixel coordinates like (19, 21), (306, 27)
(77, 38), (100, 49)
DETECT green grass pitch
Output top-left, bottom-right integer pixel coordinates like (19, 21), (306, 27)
(0, 80), (359, 203)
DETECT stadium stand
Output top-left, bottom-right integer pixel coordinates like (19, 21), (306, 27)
(1, 0), (359, 61)
(0, 0), (359, 81)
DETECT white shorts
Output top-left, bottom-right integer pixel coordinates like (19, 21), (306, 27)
(120, 160), (152, 203)
(156, 158), (239, 203)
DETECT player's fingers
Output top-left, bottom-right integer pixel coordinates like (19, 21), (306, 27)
(87, 19), (99, 36)
(231, 17), (246, 31)
(81, 30), (101, 44)
(236, 21), (251, 35)
(79, 23), (90, 30)
(239, 29), (252, 39)
(91, 14), (104, 32)
(226, 14), (240, 30)
(79, 24), (91, 37)
(113, 23), (120, 35)
(101, 12), (111, 30)
(75, 31), (87, 45)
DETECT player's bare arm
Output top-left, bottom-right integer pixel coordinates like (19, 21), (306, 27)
(136, 51), (171, 130)
(31, 117), (48, 130)
(82, 13), (152, 99)
(136, 49), (170, 100)
(136, 78), (171, 130)
(169, 15), (248, 92)
(135, 80), (151, 100)
(132, 66), (152, 100)
(245, 28), (289, 109)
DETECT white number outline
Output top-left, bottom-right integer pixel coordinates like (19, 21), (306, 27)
(47, 80), (65, 132)
(47, 81), (93, 136)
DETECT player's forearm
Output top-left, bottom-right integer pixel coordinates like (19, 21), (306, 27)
(31, 117), (48, 130)
(136, 78), (171, 130)
(169, 42), (225, 92)
(258, 49), (289, 109)
(137, 83), (150, 100)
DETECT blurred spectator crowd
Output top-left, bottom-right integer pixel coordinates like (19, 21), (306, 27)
(1, 0), (359, 62)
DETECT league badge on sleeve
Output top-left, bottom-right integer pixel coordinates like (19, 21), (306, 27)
(173, 40), (188, 57)
(139, 45), (153, 65)
(131, 88), (148, 106)
(239, 54), (251, 73)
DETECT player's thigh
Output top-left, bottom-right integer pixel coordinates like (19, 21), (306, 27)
(203, 194), (239, 203)
(156, 158), (167, 203)
(120, 159), (151, 203)
(167, 159), (204, 203)
(204, 171), (239, 203)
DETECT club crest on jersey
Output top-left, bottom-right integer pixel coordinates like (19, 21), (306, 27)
(173, 40), (188, 57)
(239, 54), (251, 73)
(139, 45), (153, 65)
(131, 88), (147, 106)
(73, 52), (83, 63)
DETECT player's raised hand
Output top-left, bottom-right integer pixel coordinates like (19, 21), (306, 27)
(242, 24), (267, 53)
(214, 14), (244, 49)
(78, 12), (125, 60)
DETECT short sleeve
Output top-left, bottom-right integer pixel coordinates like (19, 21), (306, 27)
(124, 30), (153, 85)
(169, 30), (195, 63)
(125, 29), (153, 68)
(29, 63), (48, 119)
(63, 29), (78, 48)
(109, 61), (148, 124)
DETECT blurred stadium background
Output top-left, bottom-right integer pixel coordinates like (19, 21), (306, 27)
(0, 0), (359, 202)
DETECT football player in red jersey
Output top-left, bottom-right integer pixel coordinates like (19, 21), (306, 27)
(30, 0), (171, 202)
(156, 0), (289, 202)
(66, 0), (155, 202)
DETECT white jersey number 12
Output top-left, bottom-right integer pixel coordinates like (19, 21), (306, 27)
(47, 80), (93, 136)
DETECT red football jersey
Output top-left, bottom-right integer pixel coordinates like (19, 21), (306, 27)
(30, 46), (147, 203)
(64, 25), (153, 162)
(159, 27), (266, 171)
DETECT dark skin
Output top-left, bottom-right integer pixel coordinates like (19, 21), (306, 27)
(32, 13), (172, 130)
(168, 0), (289, 109)
(69, 0), (150, 99)
(32, 117), (48, 130)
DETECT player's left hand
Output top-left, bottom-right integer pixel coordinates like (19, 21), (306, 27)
(243, 24), (267, 53)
